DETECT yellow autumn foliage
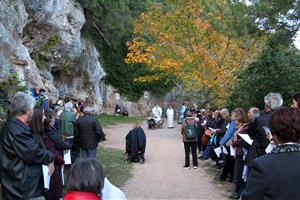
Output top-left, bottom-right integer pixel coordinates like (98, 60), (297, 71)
(125, 0), (265, 107)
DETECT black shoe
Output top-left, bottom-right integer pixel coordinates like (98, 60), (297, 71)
(215, 164), (223, 169)
(229, 192), (240, 199)
(139, 159), (144, 164)
(183, 165), (191, 169)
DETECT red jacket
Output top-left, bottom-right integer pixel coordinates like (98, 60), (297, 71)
(64, 191), (101, 200)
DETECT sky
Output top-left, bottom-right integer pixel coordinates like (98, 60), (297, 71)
(294, 30), (300, 50)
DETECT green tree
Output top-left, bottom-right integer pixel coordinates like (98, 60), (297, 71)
(228, 31), (300, 110)
(78, 0), (172, 101)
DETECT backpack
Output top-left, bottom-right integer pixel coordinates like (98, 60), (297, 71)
(184, 119), (197, 140)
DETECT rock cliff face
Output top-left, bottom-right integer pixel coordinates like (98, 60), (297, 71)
(0, 0), (165, 116)
(0, 0), (107, 112)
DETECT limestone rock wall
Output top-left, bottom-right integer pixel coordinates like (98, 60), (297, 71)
(0, 0), (166, 116)
(0, 0), (106, 112)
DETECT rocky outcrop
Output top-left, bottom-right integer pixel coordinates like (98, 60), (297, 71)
(0, 0), (173, 116)
(0, 0), (106, 112)
(0, 0), (43, 87)
(103, 85), (153, 116)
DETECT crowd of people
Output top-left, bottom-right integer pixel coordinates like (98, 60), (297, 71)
(180, 92), (300, 199)
(0, 88), (125, 200)
(2, 86), (300, 200)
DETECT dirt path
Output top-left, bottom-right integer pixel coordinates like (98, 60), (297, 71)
(101, 121), (228, 200)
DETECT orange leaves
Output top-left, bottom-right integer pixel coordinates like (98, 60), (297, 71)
(125, 38), (156, 66)
(134, 75), (161, 83)
(125, 1), (264, 106)
(160, 59), (182, 71)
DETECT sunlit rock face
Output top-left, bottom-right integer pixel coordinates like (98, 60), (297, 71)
(0, 0), (106, 112)
(0, 0), (165, 116)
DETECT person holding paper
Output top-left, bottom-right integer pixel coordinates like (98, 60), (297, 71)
(219, 119), (236, 182)
(215, 108), (231, 137)
(60, 102), (76, 160)
(228, 108), (248, 199)
(247, 93), (283, 165)
(0, 92), (55, 200)
(44, 111), (70, 200)
(31, 106), (68, 200)
(242, 107), (300, 200)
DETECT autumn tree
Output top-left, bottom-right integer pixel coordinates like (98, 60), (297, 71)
(125, 0), (264, 107)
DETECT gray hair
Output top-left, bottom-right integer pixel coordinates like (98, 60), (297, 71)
(250, 107), (260, 118)
(64, 102), (74, 112)
(264, 93), (283, 110)
(10, 92), (36, 116)
(83, 106), (93, 113)
(220, 108), (230, 116)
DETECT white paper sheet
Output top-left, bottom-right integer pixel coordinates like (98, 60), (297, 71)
(221, 146), (228, 155)
(42, 165), (51, 189)
(209, 127), (216, 133)
(214, 147), (222, 158)
(61, 167), (64, 186)
(226, 123), (230, 129)
(263, 126), (271, 135)
(102, 178), (127, 200)
(238, 134), (253, 145)
(230, 145), (236, 156)
(64, 150), (72, 164)
(214, 146), (228, 158)
(265, 143), (274, 153)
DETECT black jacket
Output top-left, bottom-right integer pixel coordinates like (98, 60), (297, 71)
(0, 117), (54, 199)
(248, 111), (272, 157)
(45, 126), (71, 151)
(125, 128), (146, 160)
(75, 114), (105, 149)
(242, 144), (300, 200)
(216, 116), (231, 136)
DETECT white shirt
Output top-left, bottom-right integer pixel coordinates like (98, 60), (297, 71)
(102, 178), (126, 200)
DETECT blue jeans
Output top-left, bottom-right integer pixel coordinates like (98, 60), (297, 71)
(202, 145), (212, 159)
(80, 148), (97, 159)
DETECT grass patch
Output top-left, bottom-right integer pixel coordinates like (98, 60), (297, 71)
(97, 146), (132, 188)
(97, 114), (144, 127)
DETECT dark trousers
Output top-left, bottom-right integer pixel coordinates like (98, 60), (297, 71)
(234, 156), (246, 195)
(220, 148), (235, 181)
(184, 142), (198, 167)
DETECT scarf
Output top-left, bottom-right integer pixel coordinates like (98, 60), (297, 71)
(271, 143), (300, 154)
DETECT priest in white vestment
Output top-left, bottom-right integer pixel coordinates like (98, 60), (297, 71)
(166, 106), (174, 128)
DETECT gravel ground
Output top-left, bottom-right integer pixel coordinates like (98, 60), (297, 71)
(102, 120), (228, 200)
